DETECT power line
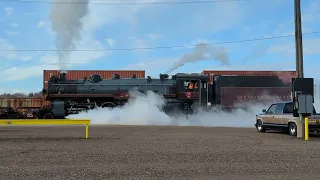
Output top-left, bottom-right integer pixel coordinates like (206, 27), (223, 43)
(1, 31), (319, 52)
(0, 0), (251, 5)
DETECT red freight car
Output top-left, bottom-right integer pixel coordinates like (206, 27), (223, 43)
(43, 70), (146, 89)
(201, 70), (296, 84)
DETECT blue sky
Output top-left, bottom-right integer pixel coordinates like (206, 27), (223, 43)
(0, 0), (320, 93)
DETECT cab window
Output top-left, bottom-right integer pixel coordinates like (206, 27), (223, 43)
(184, 80), (199, 90)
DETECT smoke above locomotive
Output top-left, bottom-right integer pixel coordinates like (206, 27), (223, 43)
(49, 0), (89, 72)
(166, 43), (230, 74)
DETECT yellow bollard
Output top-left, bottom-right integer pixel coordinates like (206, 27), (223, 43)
(85, 124), (89, 139)
(305, 117), (309, 141)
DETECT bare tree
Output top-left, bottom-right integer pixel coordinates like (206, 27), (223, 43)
(0, 91), (43, 98)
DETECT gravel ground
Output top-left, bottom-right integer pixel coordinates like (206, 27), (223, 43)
(1, 125), (320, 180)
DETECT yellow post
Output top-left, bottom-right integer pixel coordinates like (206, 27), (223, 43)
(305, 117), (309, 141)
(85, 124), (89, 139)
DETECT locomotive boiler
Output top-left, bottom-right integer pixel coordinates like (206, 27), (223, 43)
(36, 72), (211, 119)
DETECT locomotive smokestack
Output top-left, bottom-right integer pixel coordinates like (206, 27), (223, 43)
(59, 72), (67, 81)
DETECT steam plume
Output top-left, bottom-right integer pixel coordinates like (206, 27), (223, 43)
(166, 43), (229, 74)
(67, 90), (282, 127)
(49, 0), (89, 72)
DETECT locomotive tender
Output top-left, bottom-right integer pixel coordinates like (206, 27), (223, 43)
(37, 72), (211, 119)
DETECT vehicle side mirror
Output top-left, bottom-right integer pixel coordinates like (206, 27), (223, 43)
(262, 109), (266, 113)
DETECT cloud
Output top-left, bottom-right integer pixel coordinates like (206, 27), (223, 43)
(267, 37), (320, 56)
(194, 1), (244, 33)
(0, 41), (108, 81)
(0, 88), (28, 94)
(0, 64), (58, 82)
(134, 39), (148, 49)
(21, 56), (32, 61)
(0, 0), (166, 83)
(23, 12), (39, 16)
(37, 21), (49, 28)
(123, 57), (175, 77)
(105, 38), (116, 47)
(40, 30), (109, 65)
(0, 38), (18, 59)
(302, 1), (320, 24)
(4, 30), (19, 36)
(0, 37), (36, 64)
(126, 56), (296, 80)
(209, 60), (295, 71)
(2, 0), (316, 90)
(147, 33), (162, 40)
(4, 7), (14, 16)
(83, 0), (162, 32)
(37, 21), (55, 36)
(10, 23), (18, 27)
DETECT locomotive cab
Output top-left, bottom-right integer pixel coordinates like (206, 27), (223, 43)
(174, 73), (210, 110)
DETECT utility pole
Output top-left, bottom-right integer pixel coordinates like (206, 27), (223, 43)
(294, 0), (305, 138)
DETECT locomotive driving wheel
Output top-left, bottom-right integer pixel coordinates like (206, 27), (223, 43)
(43, 113), (53, 119)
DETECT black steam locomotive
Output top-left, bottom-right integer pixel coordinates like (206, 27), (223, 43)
(35, 71), (294, 119)
(36, 72), (211, 119)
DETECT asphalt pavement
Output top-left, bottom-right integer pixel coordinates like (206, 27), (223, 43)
(1, 125), (320, 180)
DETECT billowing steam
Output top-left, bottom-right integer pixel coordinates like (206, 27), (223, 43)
(49, 0), (89, 72)
(67, 90), (282, 127)
(166, 43), (229, 74)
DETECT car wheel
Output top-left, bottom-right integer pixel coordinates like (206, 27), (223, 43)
(288, 122), (297, 136)
(256, 120), (265, 132)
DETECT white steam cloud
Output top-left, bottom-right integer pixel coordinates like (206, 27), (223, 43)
(50, 0), (89, 72)
(67, 90), (283, 127)
(166, 43), (229, 74)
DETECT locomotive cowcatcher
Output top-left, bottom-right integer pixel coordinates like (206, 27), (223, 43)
(35, 72), (211, 119)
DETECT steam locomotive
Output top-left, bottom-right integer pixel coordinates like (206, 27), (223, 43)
(35, 71), (294, 119)
(36, 72), (211, 119)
